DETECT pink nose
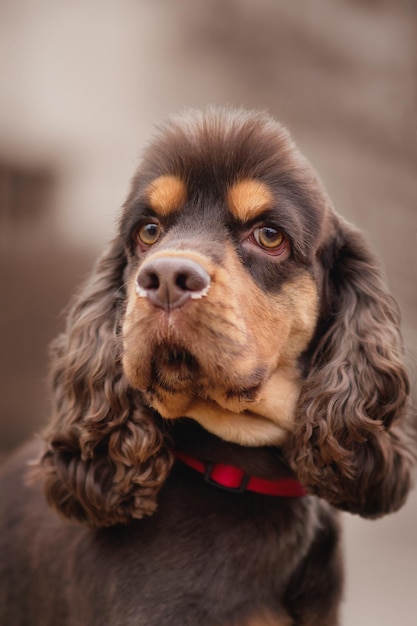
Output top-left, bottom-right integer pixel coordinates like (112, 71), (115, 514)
(136, 257), (210, 311)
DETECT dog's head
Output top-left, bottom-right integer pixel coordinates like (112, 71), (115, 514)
(35, 108), (414, 526)
(121, 109), (329, 446)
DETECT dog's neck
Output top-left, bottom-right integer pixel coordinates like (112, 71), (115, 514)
(169, 418), (295, 481)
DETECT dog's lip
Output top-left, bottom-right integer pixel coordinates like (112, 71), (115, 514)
(156, 345), (197, 368)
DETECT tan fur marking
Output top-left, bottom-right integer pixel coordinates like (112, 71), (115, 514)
(227, 179), (274, 222)
(185, 401), (288, 447)
(146, 175), (187, 216)
(185, 368), (300, 447)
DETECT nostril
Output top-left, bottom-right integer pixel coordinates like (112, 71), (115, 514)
(175, 267), (209, 293)
(176, 272), (189, 291)
(137, 269), (160, 291)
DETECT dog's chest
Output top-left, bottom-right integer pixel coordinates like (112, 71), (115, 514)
(100, 478), (318, 626)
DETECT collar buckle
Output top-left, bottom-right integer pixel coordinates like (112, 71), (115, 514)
(204, 461), (251, 493)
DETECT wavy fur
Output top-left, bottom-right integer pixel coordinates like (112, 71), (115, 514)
(288, 221), (414, 516)
(33, 240), (173, 526)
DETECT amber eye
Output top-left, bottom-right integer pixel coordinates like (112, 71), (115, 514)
(137, 222), (161, 246)
(253, 226), (284, 249)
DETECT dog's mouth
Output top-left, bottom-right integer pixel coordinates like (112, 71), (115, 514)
(141, 341), (271, 420)
(150, 344), (199, 391)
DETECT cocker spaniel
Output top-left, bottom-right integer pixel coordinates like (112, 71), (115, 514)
(0, 107), (414, 626)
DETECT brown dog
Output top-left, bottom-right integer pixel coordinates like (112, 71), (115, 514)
(0, 107), (413, 625)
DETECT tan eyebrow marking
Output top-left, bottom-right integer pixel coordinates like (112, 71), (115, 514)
(146, 175), (187, 216)
(227, 179), (274, 222)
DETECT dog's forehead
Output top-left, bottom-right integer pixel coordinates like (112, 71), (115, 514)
(122, 109), (334, 255)
(142, 109), (298, 190)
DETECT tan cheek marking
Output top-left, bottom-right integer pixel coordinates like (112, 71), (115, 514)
(227, 179), (274, 222)
(146, 174), (187, 216)
(276, 275), (319, 363)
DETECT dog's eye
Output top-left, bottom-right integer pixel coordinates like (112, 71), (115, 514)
(253, 226), (284, 250)
(137, 222), (161, 246)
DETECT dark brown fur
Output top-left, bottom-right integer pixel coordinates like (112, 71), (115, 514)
(0, 107), (414, 625)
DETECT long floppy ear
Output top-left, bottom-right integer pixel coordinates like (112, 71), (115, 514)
(289, 220), (415, 517)
(31, 239), (173, 527)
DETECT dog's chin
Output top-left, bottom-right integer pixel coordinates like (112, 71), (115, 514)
(145, 366), (300, 446)
(146, 390), (290, 447)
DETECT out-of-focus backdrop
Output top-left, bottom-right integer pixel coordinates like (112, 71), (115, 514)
(1, 0), (416, 623)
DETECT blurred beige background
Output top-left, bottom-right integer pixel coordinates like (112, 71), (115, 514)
(0, 0), (416, 624)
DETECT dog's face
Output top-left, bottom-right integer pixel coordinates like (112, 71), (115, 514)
(121, 109), (333, 446)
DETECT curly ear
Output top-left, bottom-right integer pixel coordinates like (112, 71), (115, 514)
(289, 221), (415, 517)
(31, 240), (173, 527)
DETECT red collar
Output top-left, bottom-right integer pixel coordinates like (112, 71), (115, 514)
(175, 450), (306, 497)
